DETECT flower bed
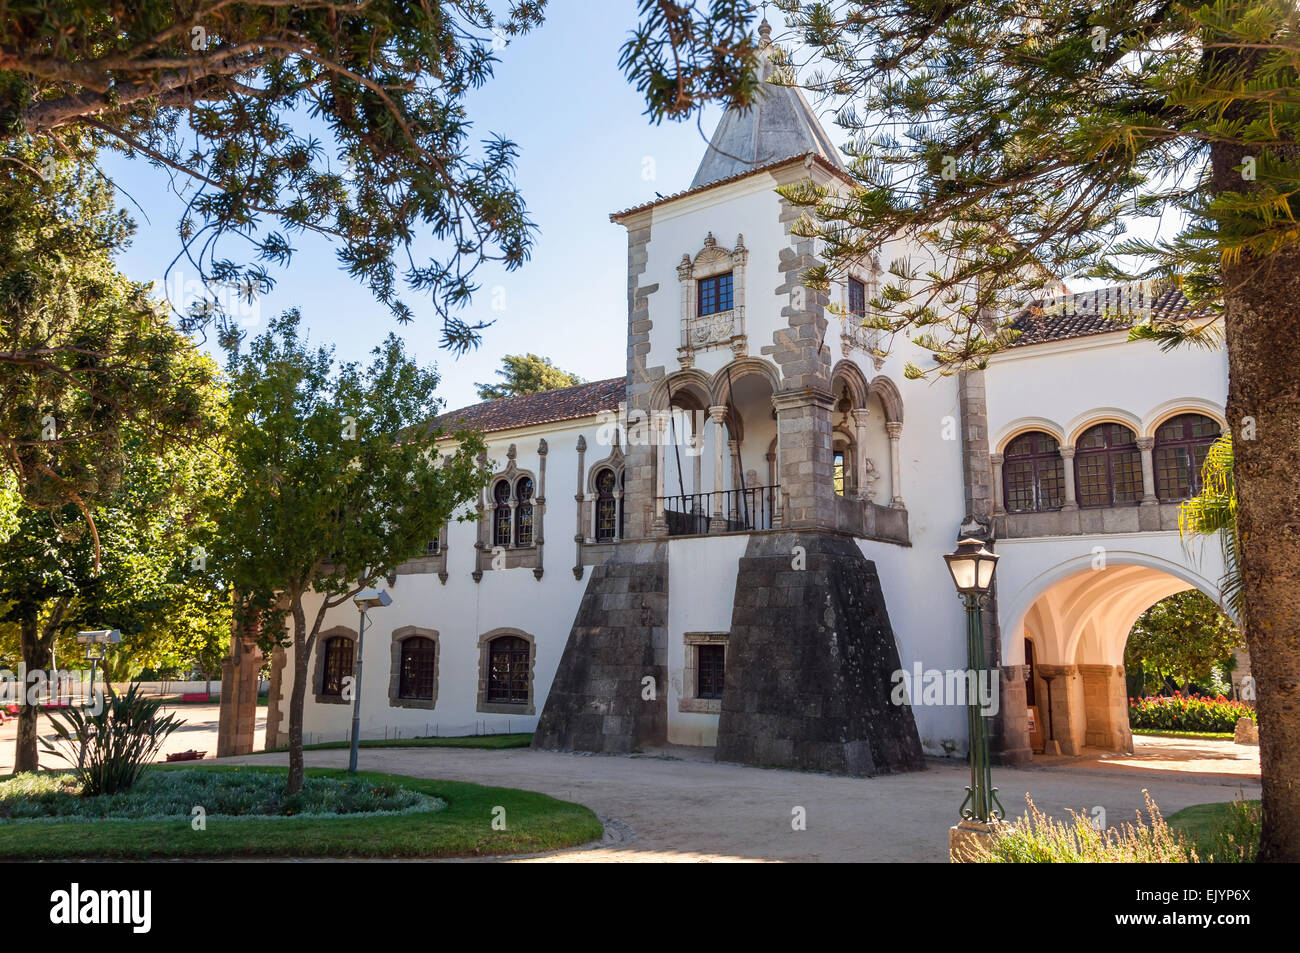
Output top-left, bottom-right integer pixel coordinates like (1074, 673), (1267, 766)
(1129, 693), (1257, 733)
(0, 768), (439, 822)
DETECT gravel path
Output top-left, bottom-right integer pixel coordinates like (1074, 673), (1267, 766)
(221, 741), (1261, 863)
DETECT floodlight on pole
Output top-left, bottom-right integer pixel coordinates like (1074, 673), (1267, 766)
(348, 589), (392, 772)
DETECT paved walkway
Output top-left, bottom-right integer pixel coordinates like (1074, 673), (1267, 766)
(223, 738), (1261, 862)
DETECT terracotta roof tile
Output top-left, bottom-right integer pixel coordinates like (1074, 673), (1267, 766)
(432, 377), (624, 436)
(1007, 285), (1216, 348)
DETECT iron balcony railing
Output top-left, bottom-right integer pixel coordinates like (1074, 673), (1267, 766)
(658, 485), (780, 536)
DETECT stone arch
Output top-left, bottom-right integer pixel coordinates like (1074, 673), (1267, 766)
(1065, 407), (1143, 446)
(868, 374), (904, 424)
(389, 625), (439, 710)
(708, 357), (781, 408)
(650, 368), (711, 413)
(476, 627), (537, 715)
(830, 359), (870, 409)
(1003, 550), (1227, 756)
(1141, 398), (1227, 439)
(994, 416), (1067, 454)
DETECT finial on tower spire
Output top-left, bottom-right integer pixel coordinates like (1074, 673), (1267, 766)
(758, 17), (772, 45)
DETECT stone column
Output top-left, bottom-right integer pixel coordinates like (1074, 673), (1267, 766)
(572, 435), (586, 578)
(886, 421), (905, 509)
(692, 433), (704, 502)
(216, 608), (264, 757)
(1037, 663), (1082, 756)
(533, 438), (547, 580)
(1136, 437), (1157, 503)
(652, 411), (669, 536)
(851, 408), (871, 501)
(729, 439), (741, 490)
(989, 453), (1005, 516)
(1081, 663), (1135, 753)
(1059, 446), (1079, 510)
(708, 405), (729, 531)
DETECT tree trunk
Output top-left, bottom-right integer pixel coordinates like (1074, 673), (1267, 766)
(14, 614), (51, 772)
(286, 601), (311, 796)
(1220, 240), (1300, 862)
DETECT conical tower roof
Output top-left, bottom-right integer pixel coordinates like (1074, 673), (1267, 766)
(690, 19), (846, 189)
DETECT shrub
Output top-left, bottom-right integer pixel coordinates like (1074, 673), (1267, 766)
(960, 791), (1195, 863)
(0, 769), (437, 821)
(39, 683), (183, 796)
(1128, 693), (1256, 733)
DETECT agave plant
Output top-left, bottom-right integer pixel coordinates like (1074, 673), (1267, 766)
(39, 682), (183, 796)
(1178, 435), (1243, 625)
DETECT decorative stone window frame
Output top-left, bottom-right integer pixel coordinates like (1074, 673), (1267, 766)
(584, 446), (626, 542)
(395, 521), (449, 584)
(839, 257), (884, 370)
(388, 625), (439, 710)
(679, 632), (728, 714)
(474, 441), (547, 581)
(476, 628), (537, 715)
(677, 232), (748, 369)
(312, 625), (356, 706)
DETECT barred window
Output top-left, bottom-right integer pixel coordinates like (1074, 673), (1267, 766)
(321, 637), (353, 697)
(1075, 423), (1142, 507)
(514, 477), (535, 546)
(595, 468), (619, 541)
(492, 480), (512, 547)
(848, 276), (867, 317)
(697, 644), (726, 700)
(398, 637), (436, 700)
(1002, 431), (1064, 513)
(1154, 414), (1221, 501)
(487, 636), (530, 704)
(698, 272), (733, 316)
(833, 449), (847, 496)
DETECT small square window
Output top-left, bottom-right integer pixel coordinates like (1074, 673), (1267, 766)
(698, 272), (734, 316)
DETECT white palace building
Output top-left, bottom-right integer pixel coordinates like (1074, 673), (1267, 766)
(247, 31), (1232, 772)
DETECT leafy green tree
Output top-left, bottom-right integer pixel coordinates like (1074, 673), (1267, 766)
(209, 310), (489, 794)
(0, 403), (227, 770)
(1125, 591), (1242, 696)
(0, 2), (545, 351)
(474, 353), (583, 399)
(1179, 435), (1242, 621)
(623, 0), (1300, 862)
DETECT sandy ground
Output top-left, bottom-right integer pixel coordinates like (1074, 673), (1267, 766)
(0, 702), (265, 773)
(222, 739), (1261, 863)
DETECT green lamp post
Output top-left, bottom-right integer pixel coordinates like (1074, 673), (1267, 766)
(943, 538), (1005, 824)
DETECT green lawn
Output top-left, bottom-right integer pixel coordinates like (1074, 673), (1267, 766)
(1167, 800), (1262, 863)
(1133, 729), (1235, 741)
(264, 733), (534, 753)
(0, 765), (601, 860)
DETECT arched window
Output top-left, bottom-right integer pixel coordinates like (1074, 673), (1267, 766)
(1154, 414), (1221, 501)
(486, 636), (530, 704)
(321, 637), (353, 697)
(1075, 423), (1142, 507)
(492, 480), (511, 546)
(514, 476), (535, 546)
(1003, 431), (1064, 513)
(595, 468), (619, 541)
(398, 637), (436, 700)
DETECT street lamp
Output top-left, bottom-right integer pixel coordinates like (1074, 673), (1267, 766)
(943, 539), (1005, 825)
(347, 589), (391, 773)
(76, 629), (121, 706)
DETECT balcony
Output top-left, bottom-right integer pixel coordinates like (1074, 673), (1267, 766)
(658, 485), (780, 536)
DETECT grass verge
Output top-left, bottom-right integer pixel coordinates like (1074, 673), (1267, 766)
(1133, 729), (1236, 741)
(264, 733), (533, 753)
(0, 764), (601, 860)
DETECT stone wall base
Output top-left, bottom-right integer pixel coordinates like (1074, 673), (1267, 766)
(715, 532), (926, 776)
(532, 542), (668, 754)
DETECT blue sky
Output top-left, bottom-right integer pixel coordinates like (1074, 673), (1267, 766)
(99, 1), (730, 412)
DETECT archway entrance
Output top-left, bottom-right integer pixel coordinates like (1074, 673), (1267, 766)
(1005, 558), (1225, 758)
